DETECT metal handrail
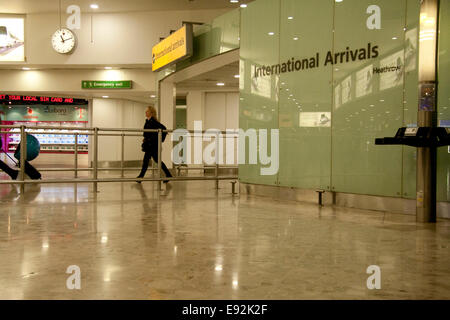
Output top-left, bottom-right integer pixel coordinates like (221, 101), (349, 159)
(0, 124), (239, 192)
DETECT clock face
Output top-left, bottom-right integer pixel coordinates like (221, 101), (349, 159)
(51, 28), (76, 54)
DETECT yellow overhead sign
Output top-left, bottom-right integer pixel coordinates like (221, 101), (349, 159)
(152, 24), (193, 72)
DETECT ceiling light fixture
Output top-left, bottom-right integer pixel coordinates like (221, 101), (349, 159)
(230, 0), (239, 3)
(102, 96), (109, 98)
(90, 4), (99, 9)
(234, 74), (240, 78)
(240, 4), (247, 8)
(22, 67), (31, 70)
(268, 32), (274, 36)
(104, 67), (112, 69)
(216, 82), (225, 86)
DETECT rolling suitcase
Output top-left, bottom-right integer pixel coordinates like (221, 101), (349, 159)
(1, 147), (41, 180)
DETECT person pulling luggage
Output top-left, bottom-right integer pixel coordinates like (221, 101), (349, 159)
(0, 115), (19, 180)
(0, 115), (41, 180)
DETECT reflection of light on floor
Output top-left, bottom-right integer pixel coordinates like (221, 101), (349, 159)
(232, 273), (238, 289)
(103, 265), (120, 283)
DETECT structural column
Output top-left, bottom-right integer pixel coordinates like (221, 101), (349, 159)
(416, 0), (439, 222)
(159, 80), (176, 171)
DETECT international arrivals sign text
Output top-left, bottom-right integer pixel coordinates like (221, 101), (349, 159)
(152, 24), (193, 72)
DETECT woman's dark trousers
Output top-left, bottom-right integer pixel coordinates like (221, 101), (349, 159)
(138, 148), (172, 178)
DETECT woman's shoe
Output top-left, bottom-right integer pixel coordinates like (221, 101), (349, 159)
(136, 175), (143, 183)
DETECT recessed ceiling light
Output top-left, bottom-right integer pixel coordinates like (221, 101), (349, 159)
(230, 0), (239, 3)
(392, 37), (398, 40)
(150, 95), (156, 98)
(240, 4), (247, 8)
(217, 82), (225, 86)
(268, 32), (275, 36)
(22, 67), (30, 70)
(234, 74), (240, 78)
(335, 0), (343, 2)
(102, 96), (109, 98)
(288, 16), (294, 20)
(104, 67), (112, 69)
(293, 37), (299, 40)
(90, 4), (99, 9)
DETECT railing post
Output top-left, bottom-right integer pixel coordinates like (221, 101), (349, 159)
(215, 131), (219, 190)
(231, 181), (237, 195)
(74, 132), (78, 178)
(158, 129), (162, 190)
(93, 127), (98, 193)
(121, 132), (125, 178)
(19, 125), (27, 193)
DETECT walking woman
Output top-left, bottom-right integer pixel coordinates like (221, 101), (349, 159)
(137, 106), (172, 183)
(0, 115), (19, 180)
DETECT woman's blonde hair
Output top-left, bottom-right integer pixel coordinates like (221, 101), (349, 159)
(146, 106), (158, 121)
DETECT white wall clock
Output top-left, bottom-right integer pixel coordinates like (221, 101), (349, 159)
(51, 28), (76, 54)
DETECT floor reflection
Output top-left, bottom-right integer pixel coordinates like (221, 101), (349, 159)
(0, 177), (448, 299)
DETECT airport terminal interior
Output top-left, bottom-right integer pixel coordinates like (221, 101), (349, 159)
(0, 0), (449, 300)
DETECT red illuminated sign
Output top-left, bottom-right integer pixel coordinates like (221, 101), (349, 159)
(0, 94), (87, 105)
(23, 96), (38, 102)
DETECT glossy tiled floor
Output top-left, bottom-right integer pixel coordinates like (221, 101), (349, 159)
(0, 173), (449, 299)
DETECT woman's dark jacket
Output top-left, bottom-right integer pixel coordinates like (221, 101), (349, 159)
(142, 117), (167, 151)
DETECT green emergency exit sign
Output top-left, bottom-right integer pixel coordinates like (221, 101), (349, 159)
(82, 80), (132, 89)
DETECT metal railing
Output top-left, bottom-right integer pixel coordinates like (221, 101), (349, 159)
(0, 124), (239, 193)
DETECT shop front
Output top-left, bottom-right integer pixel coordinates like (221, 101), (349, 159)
(1, 94), (89, 166)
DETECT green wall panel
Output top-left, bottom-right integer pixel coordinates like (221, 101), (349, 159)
(437, 0), (450, 202)
(176, 9), (241, 71)
(239, 0), (433, 200)
(401, 0), (420, 199)
(213, 9), (240, 54)
(332, 0), (407, 197)
(278, 0), (333, 190)
(239, 0), (280, 186)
